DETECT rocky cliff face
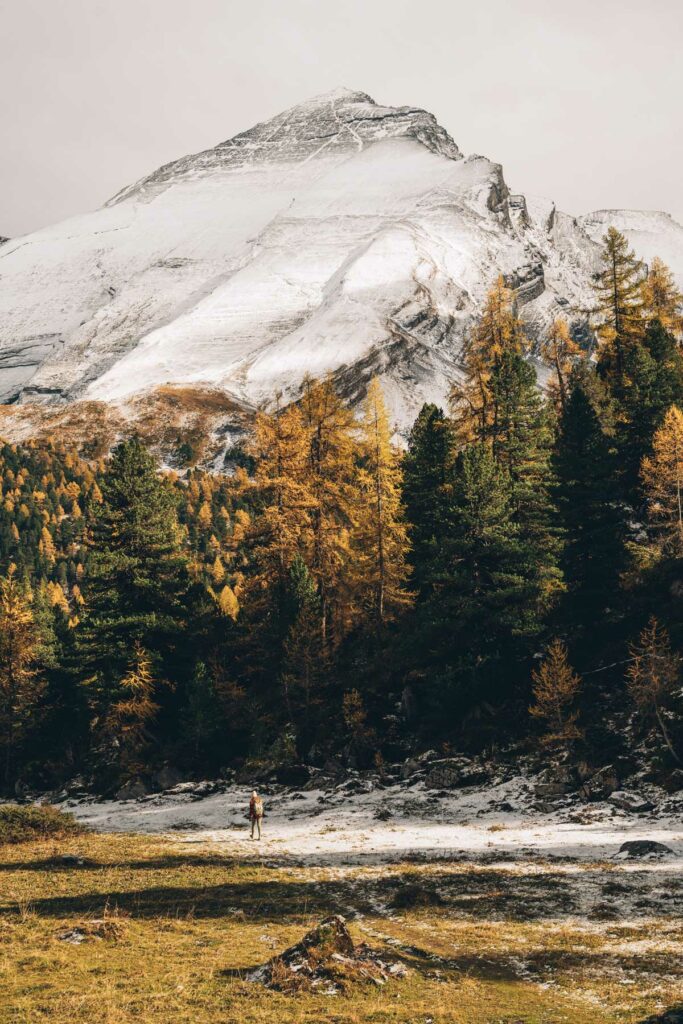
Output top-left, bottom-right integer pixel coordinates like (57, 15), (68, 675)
(0, 89), (678, 431)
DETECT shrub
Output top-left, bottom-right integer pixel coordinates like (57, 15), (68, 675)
(0, 804), (85, 844)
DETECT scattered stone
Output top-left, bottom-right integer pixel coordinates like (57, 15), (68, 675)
(58, 919), (125, 943)
(248, 915), (407, 994)
(608, 791), (655, 813)
(374, 807), (393, 821)
(616, 840), (676, 860)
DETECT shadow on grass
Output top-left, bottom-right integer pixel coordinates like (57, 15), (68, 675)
(2, 861), (682, 924)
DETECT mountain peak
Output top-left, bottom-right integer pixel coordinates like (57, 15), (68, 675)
(108, 91), (462, 206)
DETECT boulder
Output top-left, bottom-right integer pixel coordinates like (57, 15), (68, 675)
(608, 791), (654, 813)
(275, 764), (313, 787)
(248, 915), (406, 993)
(153, 765), (185, 791)
(663, 770), (683, 794)
(424, 757), (488, 790)
(534, 764), (577, 798)
(616, 840), (675, 860)
(115, 777), (151, 801)
(580, 765), (619, 801)
(400, 758), (420, 780)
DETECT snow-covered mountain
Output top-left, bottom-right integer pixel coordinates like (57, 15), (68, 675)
(0, 89), (678, 431)
(579, 209), (683, 286)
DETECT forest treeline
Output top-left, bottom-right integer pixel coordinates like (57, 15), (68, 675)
(1, 229), (683, 794)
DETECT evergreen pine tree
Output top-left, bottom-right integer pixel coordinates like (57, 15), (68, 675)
(401, 404), (455, 598)
(488, 350), (563, 608)
(553, 370), (624, 632)
(279, 557), (326, 754)
(617, 322), (683, 494)
(415, 444), (544, 721)
(77, 438), (196, 740)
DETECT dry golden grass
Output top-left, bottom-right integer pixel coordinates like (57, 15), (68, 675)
(0, 385), (254, 467)
(0, 831), (678, 1023)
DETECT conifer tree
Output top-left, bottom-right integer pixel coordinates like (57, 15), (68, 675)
(355, 378), (411, 623)
(553, 370), (623, 630)
(415, 444), (544, 716)
(451, 276), (527, 441)
(617, 323), (683, 493)
(641, 405), (683, 555)
(77, 438), (196, 730)
(102, 642), (160, 775)
(279, 558), (326, 753)
(0, 564), (46, 790)
(641, 257), (683, 337)
(246, 401), (311, 595)
(216, 584), (239, 620)
(401, 404), (455, 598)
(594, 227), (643, 381)
(540, 317), (582, 412)
(487, 351), (563, 607)
(529, 639), (582, 750)
(627, 617), (681, 764)
(299, 376), (361, 646)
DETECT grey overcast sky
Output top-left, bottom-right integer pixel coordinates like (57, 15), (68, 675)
(1, 0), (681, 237)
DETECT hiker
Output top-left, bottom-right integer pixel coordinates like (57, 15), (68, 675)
(249, 790), (264, 840)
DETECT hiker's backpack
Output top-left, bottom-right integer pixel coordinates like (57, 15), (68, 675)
(253, 797), (264, 817)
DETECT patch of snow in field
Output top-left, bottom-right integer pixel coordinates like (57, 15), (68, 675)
(66, 776), (683, 868)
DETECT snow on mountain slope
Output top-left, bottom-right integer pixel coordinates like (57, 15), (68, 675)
(580, 209), (683, 286)
(0, 89), (669, 432)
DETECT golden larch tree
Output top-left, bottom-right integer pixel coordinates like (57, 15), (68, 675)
(593, 227), (643, 378)
(247, 399), (312, 589)
(103, 642), (160, 774)
(355, 377), (411, 623)
(627, 617), (681, 764)
(0, 564), (46, 789)
(450, 276), (528, 442)
(529, 639), (582, 749)
(641, 256), (683, 338)
(299, 376), (362, 645)
(540, 317), (582, 412)
(641, 404), (683, 554)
